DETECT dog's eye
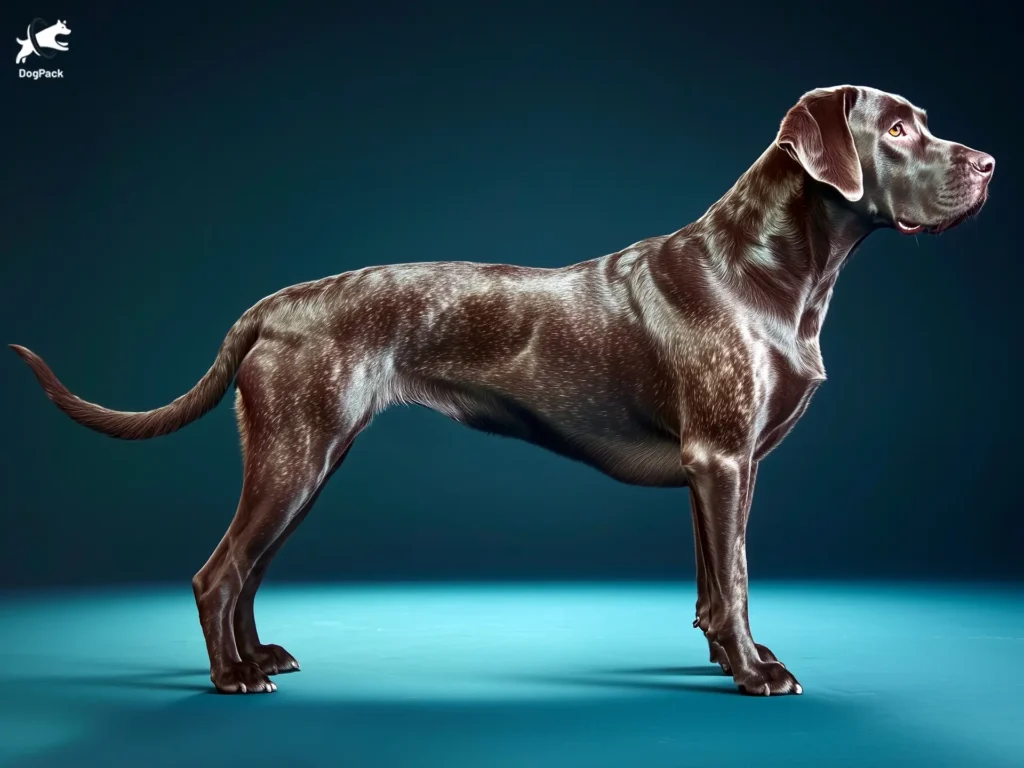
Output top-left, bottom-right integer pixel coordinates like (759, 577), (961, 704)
(888, 123), (905, 137)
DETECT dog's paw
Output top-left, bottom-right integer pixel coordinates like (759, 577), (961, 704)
(211, 661), (277, 694)
(733, 660), (802, 696)
(244, 643), (300, 676)
(708, 641), (779, 675)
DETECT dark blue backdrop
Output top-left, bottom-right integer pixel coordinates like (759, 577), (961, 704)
(2, 0), (1020, 586)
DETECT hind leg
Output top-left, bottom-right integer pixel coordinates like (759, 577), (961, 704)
(232, 512), (307, 676)
(233, 441), (358, 675)
(192, 342), (367, 693)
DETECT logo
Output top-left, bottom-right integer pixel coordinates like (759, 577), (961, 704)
(16, 18), (70, 79)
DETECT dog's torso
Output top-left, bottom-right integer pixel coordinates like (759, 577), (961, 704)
(257, 213), (829, 488)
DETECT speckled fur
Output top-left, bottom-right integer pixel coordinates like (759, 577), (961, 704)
(12, 86), (994, 696)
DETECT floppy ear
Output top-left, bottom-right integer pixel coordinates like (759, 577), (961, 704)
(776, 88), (863, 202)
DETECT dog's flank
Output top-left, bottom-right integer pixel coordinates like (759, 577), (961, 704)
(11, 85), (994, 697)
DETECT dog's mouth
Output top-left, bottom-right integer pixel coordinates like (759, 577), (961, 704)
(894, 191), (989, 237)
(895, 219), (927, 236)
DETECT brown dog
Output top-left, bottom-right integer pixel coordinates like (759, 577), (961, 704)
(12, 85), (994, 696)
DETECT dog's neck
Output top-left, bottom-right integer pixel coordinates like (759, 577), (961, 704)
(695, 144), (875, 344)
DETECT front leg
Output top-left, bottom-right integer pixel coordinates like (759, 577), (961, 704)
(692, 460), (780, 674)
(687, 450), (801, 695)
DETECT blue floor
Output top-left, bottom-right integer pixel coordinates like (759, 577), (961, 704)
(0, 582), (1021, 767)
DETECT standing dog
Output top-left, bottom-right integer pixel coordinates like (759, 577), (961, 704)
(12, 86), (994, 696)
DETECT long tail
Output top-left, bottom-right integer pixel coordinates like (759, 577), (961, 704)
(10, 305), (265, 440)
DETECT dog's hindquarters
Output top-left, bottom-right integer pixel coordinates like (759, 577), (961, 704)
(193, 325), (375, 691)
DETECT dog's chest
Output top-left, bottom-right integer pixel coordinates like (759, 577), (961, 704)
(754, 352), (825, 458)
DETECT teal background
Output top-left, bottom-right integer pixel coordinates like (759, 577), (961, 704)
(2, 3), (1022, 767)
(2, 0), (1021, 587)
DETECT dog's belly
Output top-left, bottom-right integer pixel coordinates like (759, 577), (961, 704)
(417, 383), (689, 487)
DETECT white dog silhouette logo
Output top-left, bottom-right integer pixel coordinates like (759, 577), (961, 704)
(15, 18), (70, 65)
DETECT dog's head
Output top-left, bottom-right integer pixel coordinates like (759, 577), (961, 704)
(776, 85), (994, 236)
(46, 20), (71, 49)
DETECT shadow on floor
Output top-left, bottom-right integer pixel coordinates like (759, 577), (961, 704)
(1, 661), (1015, 768)
(2, 582), (1021, 767)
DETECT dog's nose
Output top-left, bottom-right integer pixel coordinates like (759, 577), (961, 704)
(969, 151), (995, 177)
